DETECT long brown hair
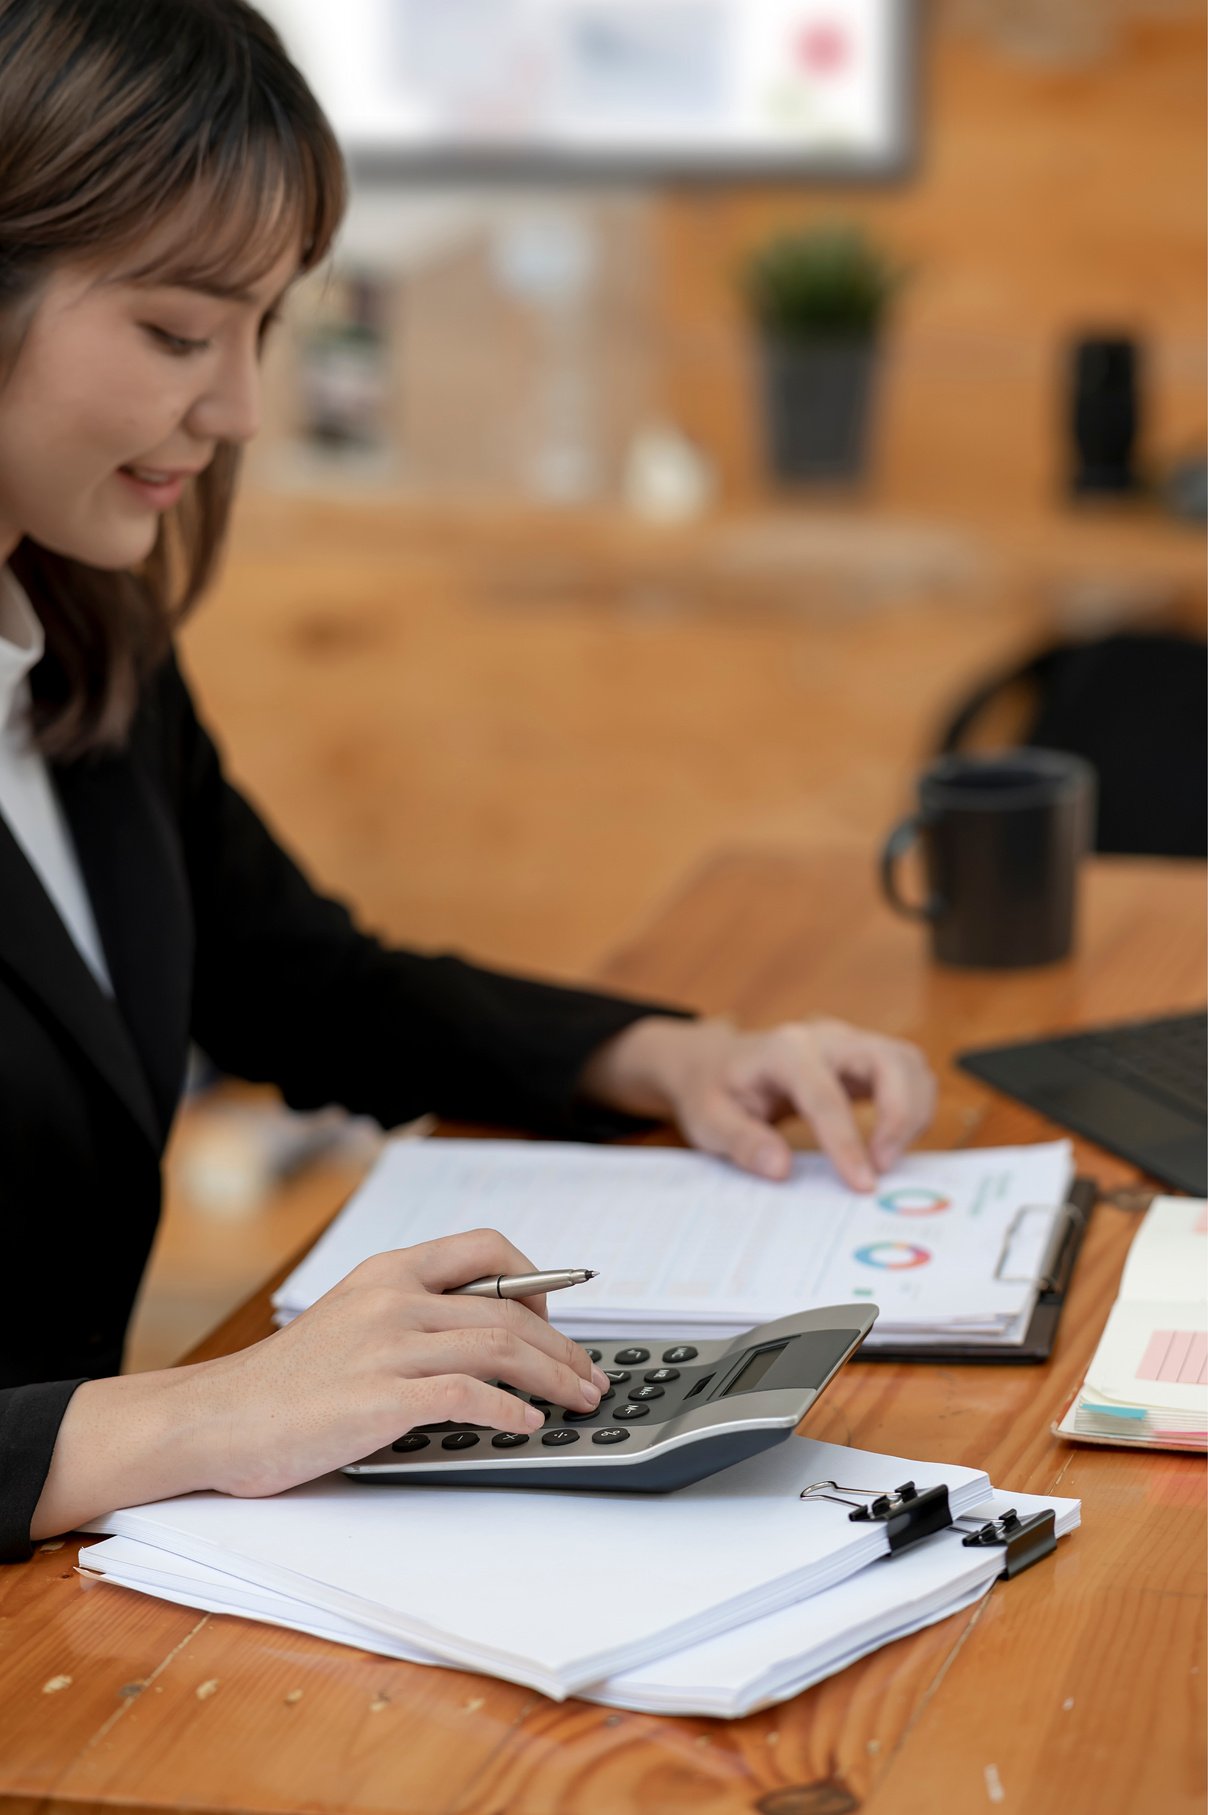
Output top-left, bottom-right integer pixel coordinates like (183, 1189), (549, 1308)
(0, 0), (346, 759)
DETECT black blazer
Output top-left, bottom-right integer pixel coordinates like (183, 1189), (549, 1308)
(0, 648), (679, 1561)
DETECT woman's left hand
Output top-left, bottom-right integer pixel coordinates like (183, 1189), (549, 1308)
(579, 1015), (937, 1192)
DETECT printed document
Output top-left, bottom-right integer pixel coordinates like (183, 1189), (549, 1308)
(274, 1139), (1075, 1346)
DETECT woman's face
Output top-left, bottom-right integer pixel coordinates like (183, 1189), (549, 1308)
(0, 236), (300, 570)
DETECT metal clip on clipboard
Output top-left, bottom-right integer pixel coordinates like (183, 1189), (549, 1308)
(799, 1479), (953, 1555)
(993, 1199), (1086, 1295)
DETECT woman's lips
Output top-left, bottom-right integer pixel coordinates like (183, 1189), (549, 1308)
(116, 465), (189, 509)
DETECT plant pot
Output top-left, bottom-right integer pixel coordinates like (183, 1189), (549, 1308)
(757, 336), (878, 483)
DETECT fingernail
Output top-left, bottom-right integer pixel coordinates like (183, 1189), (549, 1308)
(854, 1165), (877, 1192)
(581, 1379), (602, 1408)
(523, 1404), (545, 1430)
(591, 1365), (610, 1392)
(756, 1144), (785, 1180)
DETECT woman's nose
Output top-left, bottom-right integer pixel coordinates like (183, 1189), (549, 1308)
(187, 349), (262, 446)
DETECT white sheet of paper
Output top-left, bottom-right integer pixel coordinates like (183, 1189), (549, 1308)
(1117, 1196), (1208, 1304)
(84, 1438), (990, 1699)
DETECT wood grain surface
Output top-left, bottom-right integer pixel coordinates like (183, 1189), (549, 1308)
(1, 851), (1203, 1815)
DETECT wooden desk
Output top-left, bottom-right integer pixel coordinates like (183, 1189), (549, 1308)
(2, 851), (1204, 1815)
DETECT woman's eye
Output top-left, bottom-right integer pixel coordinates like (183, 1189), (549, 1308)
(143, 324), (212, 357)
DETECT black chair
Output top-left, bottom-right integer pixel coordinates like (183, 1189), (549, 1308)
(937, 631), (1207, 858)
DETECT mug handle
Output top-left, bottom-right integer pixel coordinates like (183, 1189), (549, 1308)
(879, 816), (943, 922)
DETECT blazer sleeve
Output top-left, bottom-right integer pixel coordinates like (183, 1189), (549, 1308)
(161, 654), (692, 1133)
(0, 1380), (85, 1563)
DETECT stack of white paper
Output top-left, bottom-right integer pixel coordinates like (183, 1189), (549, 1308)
(79, 1444), (1078, 1717)
(272, 1139), (1076, 1350)
(1058, 1196), (1208, 1452)
(82, 1440), (992, 1699)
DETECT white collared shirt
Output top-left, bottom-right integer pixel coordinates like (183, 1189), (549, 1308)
(0, 566), (113, 993)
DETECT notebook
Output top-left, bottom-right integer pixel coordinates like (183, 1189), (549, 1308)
(80, 1487), (1079, 1719)
(272, 1138), (1077, 1352)
(1057, 1195), (1208, 1451)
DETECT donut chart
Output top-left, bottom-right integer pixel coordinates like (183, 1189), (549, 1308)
(854, 1240), (932, 1271)
(876, 1187), (951, 1217)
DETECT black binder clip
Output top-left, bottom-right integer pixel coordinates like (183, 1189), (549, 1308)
(799, 1479), (953, 1556)
(961, 1507), (1056, 1579)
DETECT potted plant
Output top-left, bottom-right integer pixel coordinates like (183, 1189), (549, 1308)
(742, 222), (904, 484)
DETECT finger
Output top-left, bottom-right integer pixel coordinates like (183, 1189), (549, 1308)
(865, 1046), (937, 1171)
(683, 1091), (795, 1182)
(400, 1373), (549, 1437)
(816, 1028), (937, 1172)
(408, 1293), (609, 1391)
(399, 1328), (604, 1412)
(781, 1055), (877, 1192)
(381, 1228), (553, 1320)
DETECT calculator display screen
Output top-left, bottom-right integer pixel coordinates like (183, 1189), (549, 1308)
(724, 1342), (787, 1396)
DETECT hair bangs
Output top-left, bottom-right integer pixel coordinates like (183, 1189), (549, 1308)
(114, 116), (344, 300)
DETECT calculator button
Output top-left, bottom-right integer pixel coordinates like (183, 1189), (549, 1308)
(560, 1407), (601, 1423)
(542, 1428), (581, 1447)
(629, 1384), (664, 1401)
(644, 1368), (680, 1384)
(662, 1346), (699, 1363)
(528, 1397), (553, 1408)
(491, 1432), (530, 1449)
(592, 1428), (631, 1444)
(613, 1402), (651, 1420)
(584, 1348), (602, 1362)
(614, 1347), (651, 1365)
(441, 1432), (480, 1450)
(604, 1369), (631, 1386)
(392, 1434), (431, 1453)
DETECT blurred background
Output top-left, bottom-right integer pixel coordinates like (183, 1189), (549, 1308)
(129, 0), (1206, 1369)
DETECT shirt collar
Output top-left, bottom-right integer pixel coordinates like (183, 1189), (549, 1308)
(0, 566), (46, 737)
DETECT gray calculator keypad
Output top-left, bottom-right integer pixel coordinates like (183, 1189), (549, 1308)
(390, 1339), (722, 1456)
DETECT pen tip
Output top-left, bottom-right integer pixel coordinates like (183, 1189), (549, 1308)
(585, 1269), (598, 1279)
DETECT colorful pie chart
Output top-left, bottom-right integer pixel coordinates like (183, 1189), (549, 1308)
(876, 1187), (951, 1216)
(854, 1241), (932, 1270)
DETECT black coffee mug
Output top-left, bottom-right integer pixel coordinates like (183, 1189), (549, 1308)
(880, 750), (1097, 968)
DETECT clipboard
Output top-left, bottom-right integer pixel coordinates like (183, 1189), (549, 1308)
(856, 1176), (1098, 1366)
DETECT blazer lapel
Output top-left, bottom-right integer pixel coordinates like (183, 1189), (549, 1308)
(0, 808), (162, 1152)
(54, 748), (193, 1147)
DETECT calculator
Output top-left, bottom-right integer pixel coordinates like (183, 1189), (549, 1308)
(344, 1304), (876, 1492)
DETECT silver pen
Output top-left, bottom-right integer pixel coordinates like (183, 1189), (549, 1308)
(450, 1268), (597, 1299)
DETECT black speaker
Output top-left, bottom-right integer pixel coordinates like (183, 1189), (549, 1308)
(1069, 335), (1139, 494)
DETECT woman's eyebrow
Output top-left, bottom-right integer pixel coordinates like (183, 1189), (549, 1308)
(133, 278), (288, 310)
(184, 279), (259, 304)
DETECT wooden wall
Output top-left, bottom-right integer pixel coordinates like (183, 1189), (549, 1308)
(650, 5), (1206, 509)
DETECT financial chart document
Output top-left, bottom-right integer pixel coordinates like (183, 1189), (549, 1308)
(275, 1140), (1075, 1336)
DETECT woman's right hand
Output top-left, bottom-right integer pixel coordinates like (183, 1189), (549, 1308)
(192, 1226), (610, 1498)
(31, 1228), (608, 1541)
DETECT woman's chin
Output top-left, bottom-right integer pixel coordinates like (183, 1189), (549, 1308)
(33, 514), (159, 571)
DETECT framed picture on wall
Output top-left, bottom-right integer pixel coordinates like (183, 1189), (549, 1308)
(263, 0), (919, 181)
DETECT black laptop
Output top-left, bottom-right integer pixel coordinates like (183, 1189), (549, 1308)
(958, 1010), (1207, 1196)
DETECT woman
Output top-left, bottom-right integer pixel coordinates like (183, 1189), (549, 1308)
(0, 0), (935, 1562)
